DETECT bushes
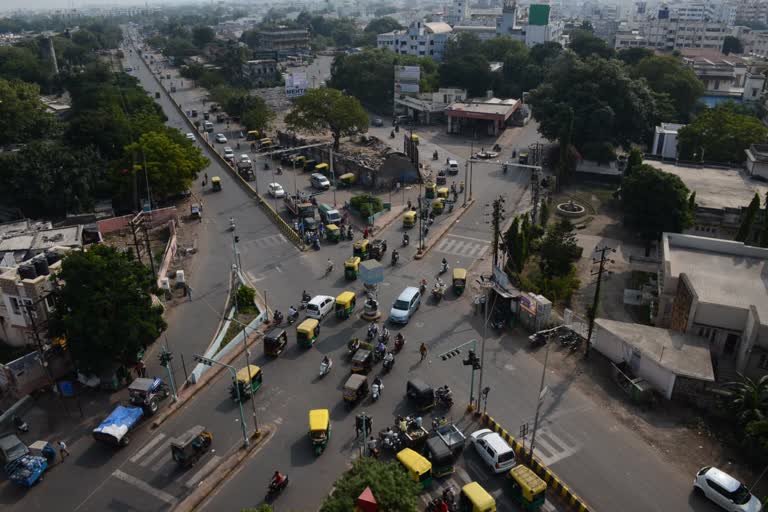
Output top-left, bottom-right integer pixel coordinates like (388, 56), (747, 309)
(235, 285), (257, 313)
(350, 194), (383, 218)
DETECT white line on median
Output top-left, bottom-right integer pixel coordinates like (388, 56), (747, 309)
(112, 470), (177, 505)
(185, 455), (222, 488)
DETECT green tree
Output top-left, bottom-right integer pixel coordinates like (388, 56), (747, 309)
(539, 219), (581, 277)
(529, 42), (563, 65)
(723, 36), (744, 55)
(677, 106), (768, 163)
(632, 56), (704, 122)
(621, 164), (692, 243)
(49, 245), (167, 374)
(568, 29), (614, 59)
(0, 78), (56, 143)
(285, 88), (368, 150)
(192, 25), (215, 47)
(626, 147), (643, 176)
(320, 458), (420, 512)
(617, 47), (654, 66)
(122, 130), (209, 201)
(688, 191), (696, 213)
(482, 36), (526, 61)
(364, 17), (402, 34)
(726, 374), (768, 425)
(736, 192), (761, 242)
(0, 45), (53, 88)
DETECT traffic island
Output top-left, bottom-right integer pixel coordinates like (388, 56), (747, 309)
(173, 426), (274, 512)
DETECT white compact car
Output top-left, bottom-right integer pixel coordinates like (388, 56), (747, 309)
(268, 183), (285, 198)
(470, 429), (516, 474)
(306, 295), (334, 320)
(223, 147), (235, 161)
(310, 173), (330, 190)
(215, 133), (227, 143)
(694, 467), (763, 512)
(185, 133), (195, 141)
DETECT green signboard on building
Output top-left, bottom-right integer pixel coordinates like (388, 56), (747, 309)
(529, 4), (550, 26)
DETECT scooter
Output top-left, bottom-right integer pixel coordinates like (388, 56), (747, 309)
(394, 335), (405, 353)
(367, 324), (379, 342)
(313, 238), (321, 250)
(432, 150), (439, 160)
(272, 311), (284, 325)
(378, 329), (390, 345)
(13, 415), (28, 433)
(390, 130), (395, 139)
(440, 261), (449, 274)
(382, 353), (395, 372)
(402, 234), (409, 247)
(347, 337), (361, 355)
(371, 379), (383, 401)
(391, 250), (399, 266)
(266, 477), (289, 500)
(319, 358), (333, 377)
(287, 309), (299, 325)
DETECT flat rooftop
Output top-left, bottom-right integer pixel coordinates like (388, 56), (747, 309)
(664, 234), (768, 323)
(652, 161), (768, 210)
(595, 318), (714, 381)
(446, 99), (519, 117)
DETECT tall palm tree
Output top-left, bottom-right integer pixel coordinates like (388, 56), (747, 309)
(726, 374), (768, 425)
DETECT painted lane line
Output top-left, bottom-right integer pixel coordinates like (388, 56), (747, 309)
(129, 433), (167, 463)
(446, 233), (491, 243)
(150, 450), (174, 472)
(112, 470), (177, 506)
(185, 455), (222, 488)
(139, 439), (172, 467)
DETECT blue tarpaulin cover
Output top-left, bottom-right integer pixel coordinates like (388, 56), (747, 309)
(93, 405), (143, 443)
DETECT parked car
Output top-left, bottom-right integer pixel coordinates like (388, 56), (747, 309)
(306, 295), (334, 320)
(215, 133), (227, 143)
(389, 287), (421, 324)
(268, 183), (285, 198)
(310, 173), (331, 190)
(693, 467), (762, 512)
(185, 133), (195, 141)
(470, 429), (516, 474)
(372, 118), (383, 127)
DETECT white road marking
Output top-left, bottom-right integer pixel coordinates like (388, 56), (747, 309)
(184, 455), (222, 488)
(112, 470), (177, 505)
(447, 234), (491, 243)
(150, 450), (174, 472)
(139, 439), (172, 467)
(129, 433), (166, 463)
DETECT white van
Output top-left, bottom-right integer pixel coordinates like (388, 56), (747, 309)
(389, 287), (421, 324)
(447, 159), (459, 175)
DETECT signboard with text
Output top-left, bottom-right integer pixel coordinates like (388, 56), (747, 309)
(285, 72), (308, 98)
(394, 65), (420, 96)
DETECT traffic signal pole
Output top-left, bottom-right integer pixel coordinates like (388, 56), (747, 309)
(438, 338), (480, 410)
(194, 354), (250, 447)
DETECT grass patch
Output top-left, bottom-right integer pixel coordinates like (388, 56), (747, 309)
(217, 311), (259, 354)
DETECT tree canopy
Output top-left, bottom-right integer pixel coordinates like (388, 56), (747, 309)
(621, 164), (692, 241)
(320, 458), (420, 512)
(568, 29), (615, 59)
(0, 78), (56, 143)
(192, 25), (215, 47)
(540, 219), (582, 278)
(631, 55), (704, 122)
(723, 36), (745, 55)
(49, 245), (167, 374)
(285, 87), (369, 150)
(364, 17), (402, 34)
(677, 105), (768, 163)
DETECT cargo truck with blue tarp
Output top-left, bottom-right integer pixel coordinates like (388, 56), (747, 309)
(93, 405), (144, 447)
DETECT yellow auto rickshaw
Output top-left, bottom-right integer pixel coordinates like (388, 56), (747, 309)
(411, 134), (420, 145)
(353, 239), (370, 260)
(335, 291), (356, 319)
(211, 176), (222, 191)
(339, 173), (356, 188)
(403, 210), (416, 228)
(296, 318), (320, 348)
(432, 198), (445, 214)
(230, 365), (262, 402)
(345, 256), (361, 280)
(246, 130), (261, 141)
(309, 409), (330, 456)
(326, 224), (341, 243)
(452, 268), (467, 295)
(460, 482), (496, 512)
(259, 137), (272, 148)
(437, 187), (449, 199)
(508, 465), (547, 511)
(396, 448), (432, 489)
(291, 155), (306, 168)
(343, 374), (368, 406)
(314, 163), (329, 175)
(425, 182), (436, 199)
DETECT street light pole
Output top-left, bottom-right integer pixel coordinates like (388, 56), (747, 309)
(194, 355), (250, 447)
(330, 146), (336, 206)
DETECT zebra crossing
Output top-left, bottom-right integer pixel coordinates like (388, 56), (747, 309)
(110, 431), (222, 507)
(526, 424), (582, 467)
(241, 233), (288, 249)
(434, 235), (489, 259)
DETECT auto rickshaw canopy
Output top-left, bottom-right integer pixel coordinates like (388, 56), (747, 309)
(509, 465), (547, 502)
(437, 187), (449, 198)
(235, 365), (261, 383)
(425, 436), (453, 466)
(462, 482), (496, 511)
(354, 239), (369, 251)
(315, 163), (329, 173)
(339, 172), (355, 184)
(246, 130), (261, 140)
(432, 199), (445, 213)
(297, 318), (320, 336)
(344, 373), (367, 393)
(425, 182), (436, 191)
(453, 268), (467, 283)
(326, 223), (340, 234)
(397, 448), (432, 478)
(403, 211), (416, 225)
(345, 256), (361, 270)
(211, 176), (221, 190)
(309, 409), (330, 433)
(336, 291), (356, 308)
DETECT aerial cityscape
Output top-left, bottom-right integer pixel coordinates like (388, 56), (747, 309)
(1, 0), (768, 511)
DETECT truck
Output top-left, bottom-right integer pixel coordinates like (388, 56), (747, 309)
(93, 405), (144, 447)
(284, 194), (316, 219)
(0, 434), (48, 487)
(318, 203), (342, 225)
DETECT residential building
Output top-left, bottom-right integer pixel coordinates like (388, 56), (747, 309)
(733, 0), (768, 26)
(242, 59), (278, 87)
(447, 0), (471, 26)
(740, 28), (768, 58)
(0, 223), (83, 265)
(614, 14), (728, 51)
(656, 233), (768, 380)
(651, 123), (684, 159)
(377, 21), (453, 61)
(524, 4), (564, 47)
(681, 50), (766, 104)
(745, 143), (768, 180)
(254, 27), (310, 55)
(666, 2), (736, 24)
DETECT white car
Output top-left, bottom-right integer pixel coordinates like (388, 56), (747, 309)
(239, 154), (251, 164)
(310, 173), (330, 190)
(694, 467), (763, 511)
(268, 183), (285, 198)
(306, 295), (334, 320)
(185, 133), (195, 141)
(215, 133), (227, 143)
(470, 429), (516, 474)
(223, 147), (235, 161)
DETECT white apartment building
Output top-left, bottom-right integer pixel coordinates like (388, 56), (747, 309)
(666, 2), (736, 24)
(740, 27), (768, 58)
(733, 0), (768, 25)
(614, 18), (728, 51)
(377, 21), (453, 61)
(447, 0), (471, 26)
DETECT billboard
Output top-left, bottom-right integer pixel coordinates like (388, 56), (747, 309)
(394, 65), (420, 95)
(285, 72), (308, 98)
(395, 82), (420, 93)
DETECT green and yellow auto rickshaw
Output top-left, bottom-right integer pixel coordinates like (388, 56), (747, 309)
(343, 374), (368, 406)
(425, 182), (436, 199)
(411, 134), (420, 145)
(432, 198), (445, 214)
(452, 268), (467, 295)
(211, 176), (222, 191)
(437, 186), (450, 199)
(397, 448), (432, 489)
(326, 224), (341, 243)
(309, 409), (330, 456)
(338, 173), (356, 188)
(291, 155), (306, 169)
(353, 239), (370, 260)
(314, 162), (330, 175)
(460, 482), (496, 512)
(345, 256), (361, 280)
(230, 365), (262, 402)
(335, 291), (356, 319)
(403, 210), (416, 228)
(508, 465), (547, 511)
(296, 318), (320, 348)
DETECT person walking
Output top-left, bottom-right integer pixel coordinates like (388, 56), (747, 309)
(419, 342), (428, 361)
(58, 440), (70, 459)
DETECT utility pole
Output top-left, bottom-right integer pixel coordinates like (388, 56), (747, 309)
(417, 195), (424, 252)
(140, 221), (156, 276)
(585, 245), (615, 356)
(330, 146), (336, 206)
(530, 166), (541, 225)
(463, 143), (473, 206)
(490, 196), (505, 268)
(194, 355), (250, 447)
(438, 339), (479, 409)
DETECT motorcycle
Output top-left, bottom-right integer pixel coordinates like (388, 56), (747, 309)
(382, 352), (395, 372)
(371, 379), (383, 401)
(440, 260), (448, 274)
(229, 219), (236, 231)
(432, 416), (448, 431)
(264, 162), (270, 170)
(402, 234), (409, 247)
(319, 358), (333, 377)
(390, 130), (395, 139)
(432, 150), (439, 160)
(347, 337), (361, 355)
(272, 310), (283, 325)
(276, 167), (283, 175)
(346, 227), (354, 240)
(13, 415), (29, 433)
(493, 143), (501, 152)
(394, 334), (405, 353)
(313, 238), (321, 250)
(419, 280), (427, 295)
(373, 342), (386, 362)
(300, 293), (311, 310)
(287, 309), (299, 325)
(378, 328), (390, 345)
(529, 332), (547, 348)
(266, 477), (289, 500)
(367, 324), (379, 342)
(391, 250), (399, 266)
(436, 385), (453, 408)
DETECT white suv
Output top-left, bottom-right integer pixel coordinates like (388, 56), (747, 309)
(694, 467), (762, 511)
(470, 429), (516, 474)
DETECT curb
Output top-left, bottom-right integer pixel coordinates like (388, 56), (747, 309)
(413, 199), (476, 260)
(173, 426), (274, 512)
(480, 413), (593, 512)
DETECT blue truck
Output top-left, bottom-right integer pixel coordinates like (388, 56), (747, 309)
(93, 405), (144, 447)
(0, 434), (48, 487)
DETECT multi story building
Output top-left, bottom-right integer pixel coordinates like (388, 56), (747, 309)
(666, 2), (736, 24)
(681, 49), (766, 103)
(255, 27), (310, 56)
(733, 0), (768, 25)
(614, 16), (728, 51)
(447, 0), (471, 26)
(377, 21), (453, 61)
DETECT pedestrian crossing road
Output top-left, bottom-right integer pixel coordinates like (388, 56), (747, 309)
(434, 235), (489, 259)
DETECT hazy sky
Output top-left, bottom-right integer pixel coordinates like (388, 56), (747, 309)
(2, 0), (205, 13)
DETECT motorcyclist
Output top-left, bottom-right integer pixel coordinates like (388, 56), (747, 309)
(380, 326), (390, 341)
(375, 340), (386, 357)
(390, 130), (395, 138)
(321, 355), (330, 368)
(273, 310), (283, 324)
(392, 249), (399, 264)
(373, 376), (383, 393)
(271, 470), (286, 488)
(276, 166), (283, 175)
(288, 305), (298, 319)
(395, 332), (405, 348)
(368, 322), (378, 339)
(302, 290), (311, 303)
(441, 258), (448, 273)
(402, 233), (409, 246)
(383, 350), (394, 366)
(326, 259), (334, 273)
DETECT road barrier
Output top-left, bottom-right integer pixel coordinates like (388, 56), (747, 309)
(480, 413), (593, 512)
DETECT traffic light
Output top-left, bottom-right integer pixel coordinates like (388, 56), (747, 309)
(463, 349), (481, 370)
(234, 235), (240, 243)
(159, 351), (173, 367)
